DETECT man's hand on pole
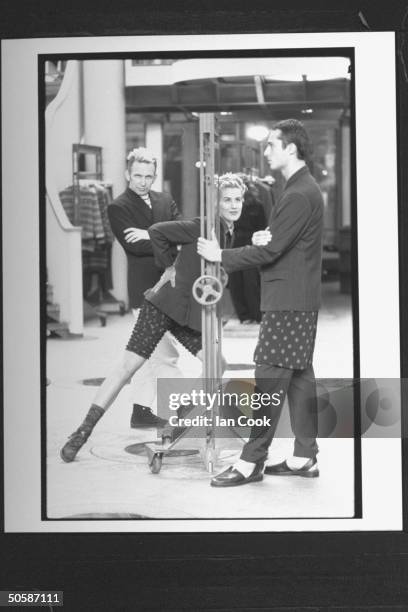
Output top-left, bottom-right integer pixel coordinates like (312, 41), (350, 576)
(251, 227), (272, 246)
(197, 228), (222, 263)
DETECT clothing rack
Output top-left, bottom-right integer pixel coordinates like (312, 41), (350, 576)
(72, 144), (125, 324)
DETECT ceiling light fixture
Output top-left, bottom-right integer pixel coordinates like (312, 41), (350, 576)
(246, 124), (269, 142)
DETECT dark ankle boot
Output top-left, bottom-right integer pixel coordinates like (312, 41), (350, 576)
(130, 404), (167, 428)
(60, 405), (105, 462)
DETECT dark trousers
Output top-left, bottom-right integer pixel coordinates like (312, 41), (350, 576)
(240, 362), (319, 465)
(228, 268), (262, 323)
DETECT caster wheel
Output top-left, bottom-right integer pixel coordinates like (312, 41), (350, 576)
(203, 447), (218, 473)
(119, 304), (126, 316)
(149, 453), (163, 474)
(162, 435), (172, 447)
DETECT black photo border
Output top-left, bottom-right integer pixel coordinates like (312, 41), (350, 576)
(38, 46), (360, 524)
(2, 1), (408, 608)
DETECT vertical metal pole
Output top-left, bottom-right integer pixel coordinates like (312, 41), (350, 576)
(199, 114), (220, 472)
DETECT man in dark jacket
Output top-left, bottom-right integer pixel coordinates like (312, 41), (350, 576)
(198, 120), (324, 487)
(108, 148), (182, 428)
(60, 174), (260, 463)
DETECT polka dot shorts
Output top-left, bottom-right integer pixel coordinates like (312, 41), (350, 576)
(254, 310), (318, 369)
(126, 299), (202, 359)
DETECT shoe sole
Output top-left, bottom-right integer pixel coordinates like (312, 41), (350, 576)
(210, 473), (264, 488)
(60, 449), (75, 463)
(265, 470), (319, 478)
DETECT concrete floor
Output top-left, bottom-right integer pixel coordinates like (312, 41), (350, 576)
(46, 281), (355, 520)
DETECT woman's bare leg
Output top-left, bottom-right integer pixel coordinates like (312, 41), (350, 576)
(60, 350), (146, 462)
(93, 350), (146, 410)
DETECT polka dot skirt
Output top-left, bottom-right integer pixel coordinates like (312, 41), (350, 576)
(254, 311), (318, 369)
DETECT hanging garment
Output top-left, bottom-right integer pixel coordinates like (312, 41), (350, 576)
(93, 183), (115, 244)
(59, 185), (105, 246)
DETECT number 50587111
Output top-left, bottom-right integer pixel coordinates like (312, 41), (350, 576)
(0, 591), (63, 606)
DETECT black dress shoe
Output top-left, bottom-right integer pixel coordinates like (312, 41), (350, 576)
(130, 404), (167, 428)
(264, 457), (319, 478)
(210, 464), (264, 488)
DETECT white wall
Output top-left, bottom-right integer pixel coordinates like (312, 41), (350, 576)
(83, 60), (128, 304)
(46, 60), (83, 333)
(47, 61), (81, 192)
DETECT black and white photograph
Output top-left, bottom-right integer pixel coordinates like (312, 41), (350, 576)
(2, 32), (402, 532)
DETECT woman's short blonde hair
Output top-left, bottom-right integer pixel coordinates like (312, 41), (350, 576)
(216, 172), (247, 195)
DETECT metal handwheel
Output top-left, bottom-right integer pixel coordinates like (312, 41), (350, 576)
(192, 274), (223, 305)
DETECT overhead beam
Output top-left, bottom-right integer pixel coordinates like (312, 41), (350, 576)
(126, 79), (350, 112)
(126, 100), (347, 113)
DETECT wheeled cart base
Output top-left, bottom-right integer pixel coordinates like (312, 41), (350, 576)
(145, 438), (216, 475)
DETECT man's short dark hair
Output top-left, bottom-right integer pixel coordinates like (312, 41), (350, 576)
(272, 119), (312, 161)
